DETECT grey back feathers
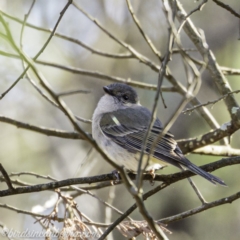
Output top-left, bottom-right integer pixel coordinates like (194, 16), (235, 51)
(93, 83), (226, 186)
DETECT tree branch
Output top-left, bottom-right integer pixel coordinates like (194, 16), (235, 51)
(192, 145), (240, 156)
(1, 155), (239, 197)
(159, 190), (240, 224)
(212, 0), (240, 19)
(177, 120), (238, 154)
(174, 0), (240, 121)
(0, 115), (85, 140)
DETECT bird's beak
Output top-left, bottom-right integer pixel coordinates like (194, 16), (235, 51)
(103, 86), (113, 95)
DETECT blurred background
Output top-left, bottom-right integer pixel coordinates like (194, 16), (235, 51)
(0, 0), (240, 239)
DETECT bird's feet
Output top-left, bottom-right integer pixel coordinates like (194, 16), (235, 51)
(111, 169), (121, 185)
(149, 169), (156, 186)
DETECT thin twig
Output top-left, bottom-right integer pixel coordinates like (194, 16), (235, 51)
(212, 0), (240, 19)
(159, 1), (222, 135)
(72, 1), (160, 72)
(105, 186), (116, 240)
(0, 203), (64, 221)
(172, 48), (197, 54)
(126, 0), (161, 59)
(71, 185), (132, 221)
(28, 75), (92, 124)
(0, 67), (29, 99)
(72, 182), (121, 192)
(0, 51), (175, 91)
(179, 165), (207, 205)
(136, 28), (173, 191)
(75, 116), (92, 124)
(35, 0), (73, 60)
(0, 0), (73, 100)
(0, 164), (14, 190)
(0, 115), (85, 139)
(57, 89), (90, 97)
(187, 177), (207, 204)
(220, 66), (240, 75)
(0, 10), (134, 59)
(174, 0), (240, 121)
(148, 0), (206, 160)
(9, 172), (58, 181)
(185, 0), (208, 19)
(183, 89), (240, 114)
(0, 176), (32, 187)
(0, 0), (36, 100)
(159, 190), (240, 224)
(20, 0), (36, 48)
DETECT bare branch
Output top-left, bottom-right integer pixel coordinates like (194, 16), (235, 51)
(1, 155), (239, 197)
(36, 60), (167, 91)
(0, 164), (14, 190)
(136, 24), (174, 191)
(173, 0), (240, 120)
(220, 66), (240, 75)
(0, 0), (73, 100)
(183, 89), (240, 114)
(9, 172), (58, 181)
(0, 176), (32, 187)
(187, 177), (207, 204)
(212, 0), (240, 19)
(0, 50), (176, 92)
(126, 0), (161, 59)
(72, 185), (131, 220)
(0, 203), (64, 221)
(0, 10), (134, 59)
(192, 145), (240, 156)
(185, 0), (208, 19)
(172, 48), (197, 54)
(99, 154), (239, 239)
(57, 89), (90, 97)
(0, 173), (116, 197)
(159, 190), (240, 224)
(33, 0), (73, 60)
(177, 120), (237, 154)
(0, 115), (85, 139)
(0, 67), (29, 100)
(72, 1), (160, 72)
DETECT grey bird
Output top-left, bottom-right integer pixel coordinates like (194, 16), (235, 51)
(92, 83), (226, 186)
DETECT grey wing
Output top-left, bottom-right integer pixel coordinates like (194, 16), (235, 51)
(100, 107), (227, 186)
(100, 107), (182, 168)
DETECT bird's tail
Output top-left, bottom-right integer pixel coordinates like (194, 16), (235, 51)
(183, 160), (226, 186)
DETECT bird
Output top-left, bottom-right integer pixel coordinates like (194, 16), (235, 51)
(92, 83), (226, 186)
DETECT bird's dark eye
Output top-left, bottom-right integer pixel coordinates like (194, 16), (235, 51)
(122, 94), (129, 101)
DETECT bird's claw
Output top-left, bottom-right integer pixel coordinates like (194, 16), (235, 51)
(149, 169), (155, 186)
(111, 169), (120, 185)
